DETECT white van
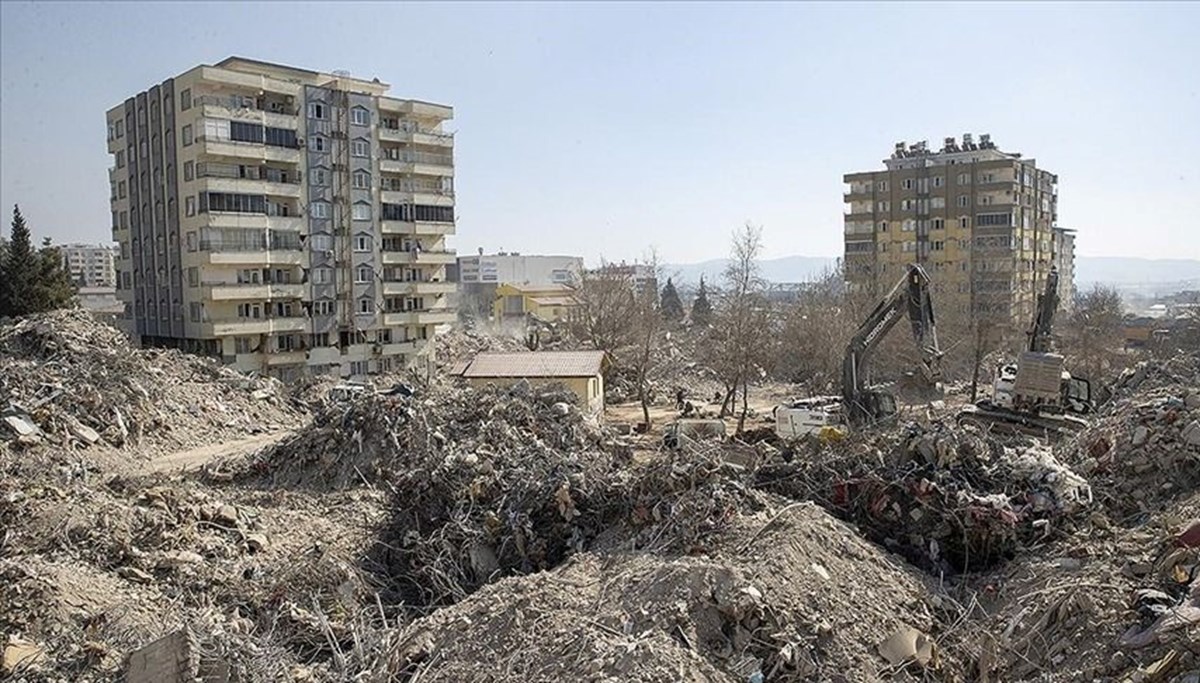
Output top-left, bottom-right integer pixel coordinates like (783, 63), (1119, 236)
(774, 396), (846, 440)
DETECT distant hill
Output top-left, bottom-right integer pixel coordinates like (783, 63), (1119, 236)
(664, 255), (1200, 293)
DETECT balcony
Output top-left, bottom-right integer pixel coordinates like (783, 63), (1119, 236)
(380, 185), (454, 206)
(209, 316), (307, 337)
(380, 220), (455, 236)
(378, 150), (454, 175)
(375, 341), (420, 356)
(377, 124), (454, 148)
(200, 213), (304, 233)
(205, 283), (304, 301)
(196, 136), (302, 164)
(381, 281), (456, 297)
(197, 176), (302, 199)
(382, 310), (456, 327)
(380, 249), (457, 266)
(264, 350), (307, 366)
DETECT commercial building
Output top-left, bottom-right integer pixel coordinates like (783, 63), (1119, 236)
(60, 243), (117, 288)
(455, 252), (582, 320)
(843, 134), (1067, 329)
(106, 57), (456, 381)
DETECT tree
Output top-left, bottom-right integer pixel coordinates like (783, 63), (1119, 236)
(704, 223), (772, 433)
(629, 252), (664, 427)
(567, 262), (637, 361)
(690, 276), (713, 325)
(775, 263), (851, 395)
(0, 205), (75, 318)
(1062, 285), (1127, 383)
(660, 277), (684, 322)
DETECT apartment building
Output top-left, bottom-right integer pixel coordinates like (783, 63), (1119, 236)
(843, 134), (1066, 329)
(60, 243), (117, 287)
(106, 57), (456, 381)
(1052, 226), (1077, 313)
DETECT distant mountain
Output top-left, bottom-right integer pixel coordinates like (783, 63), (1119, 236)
(1075, 257), (1200, 288)
(663, 256), (839, 286)
(663, 255), (1200, 293)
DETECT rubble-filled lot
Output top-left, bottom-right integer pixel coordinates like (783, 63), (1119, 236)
(2, 313), (1198, 682)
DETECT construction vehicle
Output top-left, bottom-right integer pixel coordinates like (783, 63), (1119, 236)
(775, 263), (942, 438)
(524, 313), (564, 350)
(957, 267), (1093, 438)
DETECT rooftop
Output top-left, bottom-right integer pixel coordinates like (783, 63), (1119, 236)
(456, 351), (607, 379)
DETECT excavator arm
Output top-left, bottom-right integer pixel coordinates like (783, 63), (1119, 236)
(841, 263), (942, 426)
(1028, 266), (1059, 353)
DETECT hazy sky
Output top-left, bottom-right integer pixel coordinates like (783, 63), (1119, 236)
(1, 1), (1197, 263)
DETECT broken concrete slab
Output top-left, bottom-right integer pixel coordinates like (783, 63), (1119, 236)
(2, 638), (46, 675)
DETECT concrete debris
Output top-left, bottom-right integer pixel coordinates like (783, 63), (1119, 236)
(2, 637), (46, 675)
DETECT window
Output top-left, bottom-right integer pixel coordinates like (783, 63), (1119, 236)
(351, 139), (369, 157)
(931, 218), (945, 231)
(354, 235), (371, 252)
(310, 168), (328, 186)
(902, 178), (913, 190)
(185, 196), (196, 217)
(876, 180), (888, 191)
(116, 151), (125, 168)
(309, 201), (329, 219)
(931, 196), (945, 209)
(237, 268), (261, 284)
(877, 221), (888, 232)
(182, 125), (193, 146)
(310, 234), (333, 251)
(979, 173), (994, 183)
(901, 199), (914, 211)
(350, 360), (369, 376)
(187, 267), (199, 287)
(189, 302), (202, 322)
(902, 219), (915, 232)
(957, 195), (969, 207)
(932, 241), (945, 251)
(235, 337), (253, 354)
(118, 181), (126, 199)
(264, 127), (297, 148)
(977, 212), (1013, 227)
(120, 211), (128, 229)
(957, 173), (969, 185)
(959, 216), (970, 229)
(357, 298), (373, 313)
(876, 200), (889, 212)
(356, 265), (373, 283)
(180, 89), (191, 110)
(352, 171), (370, 189)
(979, 194), (992, 206)
(352, 203), (371, 220)
(184, 161), (194, 181)
(351, 107), (369, 126)
(115, 120), (124, 138)
(237, 303), (263, 319)
(933, 176), (944, 188)
(309, 136), (326, 152)
(312, 267), (332, 284)
(230, 121), (262, 143)
(307, 102), (326, 120)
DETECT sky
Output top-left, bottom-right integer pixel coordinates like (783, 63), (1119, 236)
(1, 1), (1198, 264)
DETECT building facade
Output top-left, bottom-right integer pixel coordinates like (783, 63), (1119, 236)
(106, 57), (456, 381)
(1052, 227), (1077, 313)
(60, 243), (117, 288)
(457, 253), (582, 287)
(843, 134), (1065, 328)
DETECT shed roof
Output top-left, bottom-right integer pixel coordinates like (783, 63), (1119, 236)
(458, 351), (606, 378)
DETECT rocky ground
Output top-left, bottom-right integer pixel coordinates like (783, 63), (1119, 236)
(2, 312), (1198, 682)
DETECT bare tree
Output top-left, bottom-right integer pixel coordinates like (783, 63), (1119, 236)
(775, 262), (851, 395)
(1062, 284), (1127, 383)
(567, 263), (636, 361)
(628, 251), (663, 427)
(704, 223), (772, 433)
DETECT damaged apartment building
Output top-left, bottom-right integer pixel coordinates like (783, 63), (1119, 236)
(843, 134), (1076, 329)
(106, 57), (456, 381)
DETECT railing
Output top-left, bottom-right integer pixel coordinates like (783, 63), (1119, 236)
(199, 239), (303, 252)
(196, 162), (301, 184)
(195, 135), (303, 150)
(379, 125), (453, 141)
(379, 150), (454, 166)
(194, 94), (297, 116)
(380, 181), (454, 196)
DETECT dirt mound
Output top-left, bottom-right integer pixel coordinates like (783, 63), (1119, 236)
(0, 310), (302, 461)
(757, 422), (1093, 574)
(375, 502), (942, 683)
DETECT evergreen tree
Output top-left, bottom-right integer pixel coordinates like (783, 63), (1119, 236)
(690, 276), (713, 325)
(0, 205), (75, 317)
(660, 277), (684, 322)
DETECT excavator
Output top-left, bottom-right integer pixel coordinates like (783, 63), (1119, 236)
(956, 267), (1093, 438)
(775, 263), (943, 438)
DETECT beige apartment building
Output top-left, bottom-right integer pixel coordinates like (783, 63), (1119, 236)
(843, 134), (1066, 329)
(106, 57), (456, 381)
(60, 243), (117, 288)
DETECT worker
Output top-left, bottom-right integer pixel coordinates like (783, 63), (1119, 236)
(675, 387), (685, 410)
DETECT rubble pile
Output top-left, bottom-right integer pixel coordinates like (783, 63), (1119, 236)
(606, 328), (724, 405)
(375, 502), (945, 683)
(949, 492), (1200, 681)
(756, 422), (1093, 573)
(431, 327), (526, 369)
(0, 310), (301, 459)
(1065, 355), (1200, 519)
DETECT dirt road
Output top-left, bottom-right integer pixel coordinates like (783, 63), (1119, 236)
(140, 430), (292, 474)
